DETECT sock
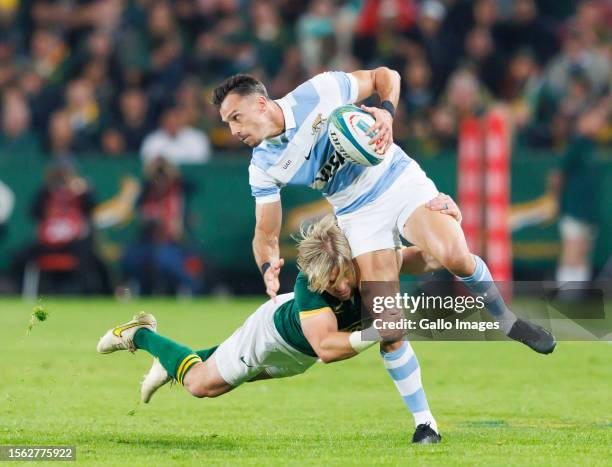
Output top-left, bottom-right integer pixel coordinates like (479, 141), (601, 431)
(556, 265), (590, 284)
(457, 255), (517, 334)
(134, 329), (201, 384)
(381, 341), (438, 433)
(195, 345), (218, 361)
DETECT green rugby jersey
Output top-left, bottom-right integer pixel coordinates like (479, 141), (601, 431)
(273, 272), (363, 357)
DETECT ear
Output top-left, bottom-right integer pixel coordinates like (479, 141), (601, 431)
(257, 95), (267, 112)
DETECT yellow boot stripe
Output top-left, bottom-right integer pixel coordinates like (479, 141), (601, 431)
(176, 354), (202, 384)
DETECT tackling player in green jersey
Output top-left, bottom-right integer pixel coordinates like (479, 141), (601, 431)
(97, 194), (460, 444)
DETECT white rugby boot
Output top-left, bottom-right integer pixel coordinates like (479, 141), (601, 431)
(141, 358), (172, 403)
(96, 312), (157, 354)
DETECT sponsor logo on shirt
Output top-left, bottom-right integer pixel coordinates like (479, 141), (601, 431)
(313, 150), (347, 189)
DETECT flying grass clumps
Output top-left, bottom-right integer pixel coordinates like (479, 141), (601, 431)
(27, 304), (49, 334)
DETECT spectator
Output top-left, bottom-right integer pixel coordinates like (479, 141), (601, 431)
(30, 28), (74, 84)
(525, 27), (609, 147)
(106, 87), (152, 154)
(297, 0), (337, 73)
(146, 1), (187, 107)
(497, 0), (558, 65)
(47, 111), (75, 158)
(0, 88), (41, 157)
(31, 0), (123, 48)
(77, 31), (117, 108)
(140, 105), (211, 165)
(175, 78), (203, 128)
(544, 27), (609, 98)
(0, 38), (16, 89)
(17, 67), (63, 135)
(270, 45), (308, 99)
(444, 68), (490, 119)
(499, 49), (543, 132)
(101, 128), (125, 156)
(353, 0), (417, 65)
(122, 157), (202, 295)
(0, 0), (607, 156)
(402, 58), (434, 115)
(404, 0), (453, 94)
(463, 27), (506, 94)
(548, 102), (610, 288)
(61, 78), (105, 154)
(249, 0), (288, 79)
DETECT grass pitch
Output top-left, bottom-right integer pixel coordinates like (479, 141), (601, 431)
(0, 298), (610, 466)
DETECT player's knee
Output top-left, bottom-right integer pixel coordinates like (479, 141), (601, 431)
(437, 247), (473, 276)
(184, 380), (212, 398)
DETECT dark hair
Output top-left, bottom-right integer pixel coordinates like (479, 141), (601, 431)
(211, 74), (268, 107)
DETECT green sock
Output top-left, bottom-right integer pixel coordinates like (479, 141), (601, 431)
(134, 329), (201, 384)
(195, 345), (218, 361)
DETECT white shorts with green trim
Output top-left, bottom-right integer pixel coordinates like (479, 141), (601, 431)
(336, 160), (439, 258)
(213, 293), (318, 387)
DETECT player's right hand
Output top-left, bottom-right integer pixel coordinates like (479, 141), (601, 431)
(426, 193), (462, 224)
(263, 258), (284, 300)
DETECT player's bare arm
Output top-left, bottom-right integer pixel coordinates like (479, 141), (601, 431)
(254, 200), (284, 298)
(300, 309), (358, 363)
(351, 67), (401, 155)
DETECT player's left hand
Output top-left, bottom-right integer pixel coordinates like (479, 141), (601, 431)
(263, 258), (284, 301)
(361, 104), (393, 155)
(426, 192), (462, 224)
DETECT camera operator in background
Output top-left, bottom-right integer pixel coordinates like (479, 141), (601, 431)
(10, 159), (109, 294)
(121, 157), (203, 296)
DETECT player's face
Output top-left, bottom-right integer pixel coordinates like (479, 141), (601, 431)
(325, 266), (356, 302)
(220, 93), (270, 147)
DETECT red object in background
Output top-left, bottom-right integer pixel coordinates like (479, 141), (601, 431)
(458, 117), (483, 256)
(458, 111), (513, 301)
(37, 253), (79, 272)
(37, 188), (88, 247)
(484, 109), (512, 284)
(355, 0), (417, 35)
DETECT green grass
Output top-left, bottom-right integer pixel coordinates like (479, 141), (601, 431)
(0, 298), (610, 466)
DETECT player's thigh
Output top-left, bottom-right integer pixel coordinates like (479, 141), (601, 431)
(354, 249), (401, 281)
(213, 295), (296, 387)
(337, 211), (402, 261)
(402, 204), (472, 271)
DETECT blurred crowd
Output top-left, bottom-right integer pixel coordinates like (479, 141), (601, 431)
(0, 0), (610, 161)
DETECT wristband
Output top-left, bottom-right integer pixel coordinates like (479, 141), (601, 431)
(261, 262), (271, 275)
(349, 330), (377, 353)
(380, 100), (395, 118)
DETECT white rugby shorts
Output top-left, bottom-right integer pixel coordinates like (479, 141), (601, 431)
(213, 293), (318, 387)
(336, 159), (439, 258)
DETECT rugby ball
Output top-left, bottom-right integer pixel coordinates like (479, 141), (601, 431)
(328, 105), (384, 167)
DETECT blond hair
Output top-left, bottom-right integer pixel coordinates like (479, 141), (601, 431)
(296, 214), (355, 293)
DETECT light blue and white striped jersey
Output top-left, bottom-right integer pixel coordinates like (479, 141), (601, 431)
(249, 71), (413, 215)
